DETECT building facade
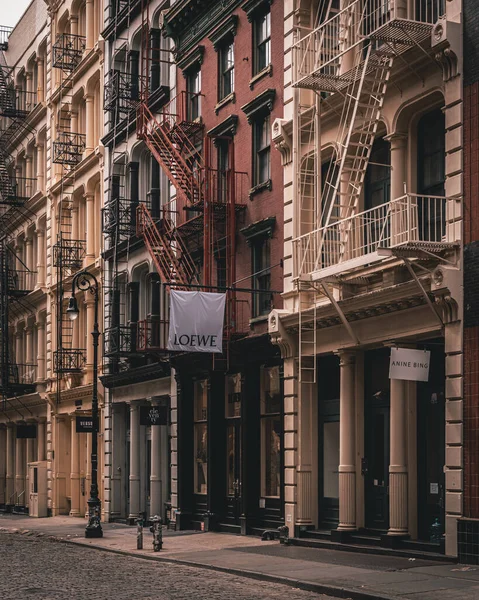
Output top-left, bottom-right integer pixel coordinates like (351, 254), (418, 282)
(0, 0), (49, 515)
(271, 0), (463, 557)
(101, 0), (173, 524)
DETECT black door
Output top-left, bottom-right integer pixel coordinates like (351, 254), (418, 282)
(318, 356), (340, 528)
(417, 345), (446, 542)
(364, 350), (390, 531)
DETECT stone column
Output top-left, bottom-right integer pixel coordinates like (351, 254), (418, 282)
(36, 57), (44, 103)
(386, 133), (408, 244)
(15, 424), (25, 505)
(25, 237), (34, 288)
(36, 229), (45, 287)
(25, 324), (33, 373)
(36, 320), (46, 380)
(85, 294), (95, 383)
(70, 416), (81, 516)
(84, 95), (94, 153)
(36, 143), (44, 193)
(393, 0), (408, 19)
(6, 423), (15, 505)
(71, 205), (79, 241)
(150, 398), (163, 518)
(389, 377), (409, 536)
(338, 351), (357, 531)
(15, 330), (23, 368)
(25, 72), (33, 108)
(128, 401), (141, 521)
(85, 193), (95, 259)
(37, 418), (46, 461)
(25, 155), (33, 197)
(70, 15), (78, 37)
(25, 420), (36, 508)
(86, 0), (95, 50)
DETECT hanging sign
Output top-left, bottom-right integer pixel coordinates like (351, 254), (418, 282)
(168, 290), (226, 353)
(389, 348), (431, 382)
(76, 415), (94, 433)
(140, 405), (168, 426)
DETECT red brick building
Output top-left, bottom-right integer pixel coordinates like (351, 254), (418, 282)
(149, 0), (285, 533)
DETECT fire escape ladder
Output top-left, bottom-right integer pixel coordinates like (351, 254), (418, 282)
(138, 103), (203, 208)
(137, 202), (197, 290)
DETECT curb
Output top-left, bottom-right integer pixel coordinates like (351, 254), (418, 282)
(0, 525), (392, 600)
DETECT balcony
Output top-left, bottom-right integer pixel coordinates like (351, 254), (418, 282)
(294, 194), (459, 280)
(292, 0), (445, 91)
(0, 176), (37, 206)
(6, 268), (37, 296)
(137, 318), (169, 352)
(104, 70), (139, 114)
(104, 324), (137, 357)
(0, 89), (37, 119)
(53, 132), (86, 165)
(1, 363), (37, 396)
(102, 197), (136, 239)
(52, 34), (86, 72)
(53, 348), (86, 374)
(53, 239), (86, 270)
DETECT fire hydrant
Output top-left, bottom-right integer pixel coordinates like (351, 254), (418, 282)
(150, 515), (163, 551)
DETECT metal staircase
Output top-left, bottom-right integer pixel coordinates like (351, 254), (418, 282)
(137, 202), (197, 289)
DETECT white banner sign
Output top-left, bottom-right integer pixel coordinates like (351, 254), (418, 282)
(389, 348), (431, 382)
(168, 290), (226, 353)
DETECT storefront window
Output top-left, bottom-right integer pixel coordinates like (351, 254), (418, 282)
(194, 379), (208, 494)
(226, 373), (241, 418)
(261, 366), (281, 497)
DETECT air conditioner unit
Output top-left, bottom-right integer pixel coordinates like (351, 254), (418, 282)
(431, 17), (460, 52)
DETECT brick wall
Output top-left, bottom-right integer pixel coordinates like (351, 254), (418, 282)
(175, 2), (284, 328)
(463, 0), (479, 520)
(5, 0), (47, 66)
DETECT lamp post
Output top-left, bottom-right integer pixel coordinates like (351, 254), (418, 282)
(66, 269), (103, 538)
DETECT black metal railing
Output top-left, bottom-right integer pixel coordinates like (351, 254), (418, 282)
(52, 34), (86, 72)
(137, 318), (169, 352)
(53, 348), (86, 374)
(53, 132), (86, 165)
(104, 70), (139, 114)
(0, 26), (12, 51)
(102, 197), (138, 238)
(104, 324), (137, 357)
(53, 239), (86, 270)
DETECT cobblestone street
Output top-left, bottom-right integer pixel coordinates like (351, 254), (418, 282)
(0, 532), (332, 600)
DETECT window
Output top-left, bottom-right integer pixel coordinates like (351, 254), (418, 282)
(252, 237), (271, 317)
(254, 115), (271, 186)
(186, 68), (201, 121)
(260, 366), (281, 497)
(219, 41), (234, 100)
(217, 139), (229, 203)
(194, 379), (208, 494)
(226, 373), (241, 418)
(254, 9), (271, 74)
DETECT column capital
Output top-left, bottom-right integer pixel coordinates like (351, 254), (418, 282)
(384, 132), (408, 148)
(36, 56), (44, 65)
(84, 94), (94, 103)
(336, 350), (356, 367)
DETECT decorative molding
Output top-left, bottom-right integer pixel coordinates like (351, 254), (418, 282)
(209, 15), (238, 50)
(272, 118), (292, 165)
(241, 0), (273, 22)
(249, 179), (272, 198)
(207, 114), (239, 138)
(178, 45), (205, 76)
(249, 64), (273, 90)
(214, 93), (236, 115)
(241, 88), (276, 123)
(435, 47), (459, 82)
(240, 216), (275, 244)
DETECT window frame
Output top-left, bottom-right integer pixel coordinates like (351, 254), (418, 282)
(218, 39), (234, 101)
(186, 67), (201, 122)
(260, 365), (282, 498)
(253, 113), (271, 187)
(253, 8), (271, 75)
(193, 378), (208, 495)
(252, 235), (271, 318)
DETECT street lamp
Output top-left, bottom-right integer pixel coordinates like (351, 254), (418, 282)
(67, 269), (103, 538)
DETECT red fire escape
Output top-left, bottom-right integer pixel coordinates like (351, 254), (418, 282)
(136, 3), (248, 350)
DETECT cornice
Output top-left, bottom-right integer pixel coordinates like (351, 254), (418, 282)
(241, 0), (273, 21)
(241, 88), (276, 123)
(177, 45), (205, 76)
(101, 362), (171, 389)
(241, 216), (276, 244)
(207, 114), (239, 138)
(209, 15), (239, 50)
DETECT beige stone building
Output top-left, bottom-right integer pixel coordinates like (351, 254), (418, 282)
(0, 0), (105, 519)
(270, 0), (463, 556)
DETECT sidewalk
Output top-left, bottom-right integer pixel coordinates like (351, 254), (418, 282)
(1, 514), (479, 600)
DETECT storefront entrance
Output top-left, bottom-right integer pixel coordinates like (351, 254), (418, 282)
(417, 343), (446, 542)
(318, 356), (340, 529)
(364, 350), (390, 531)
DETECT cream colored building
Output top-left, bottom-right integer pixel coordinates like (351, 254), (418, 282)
(270, 0), (463, 556)
(0, 0), (105, 519)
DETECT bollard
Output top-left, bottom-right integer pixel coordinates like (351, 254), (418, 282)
(150, 515), (163, 551)
(136, 518), (143, 550)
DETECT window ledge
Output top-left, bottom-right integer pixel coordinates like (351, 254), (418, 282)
(249, 64), (273, 90)
(249, 179), (272, 198)
(215, 92), (235, 115)
(249, 315), (269, 325)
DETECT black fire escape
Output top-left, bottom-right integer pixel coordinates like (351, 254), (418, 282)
(0, 37), (37, 402)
